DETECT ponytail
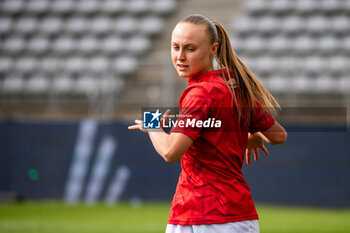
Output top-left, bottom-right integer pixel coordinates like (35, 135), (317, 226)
(214, 21), (280, 117)
(180, 15), (280, 119)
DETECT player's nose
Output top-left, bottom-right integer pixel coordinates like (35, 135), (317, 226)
(178, 49), (186, 60)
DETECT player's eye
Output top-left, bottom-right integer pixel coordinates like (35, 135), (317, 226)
(172, 45), (179, 50)
(187, 47), (195, 51)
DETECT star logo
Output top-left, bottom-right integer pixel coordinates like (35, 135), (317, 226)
(150, 109), (162, 123)
(143, 109), (162, 129)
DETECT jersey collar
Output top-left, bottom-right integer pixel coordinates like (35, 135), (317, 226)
(188, 69), (223, 85)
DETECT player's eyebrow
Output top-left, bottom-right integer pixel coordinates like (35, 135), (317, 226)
(172, 42), (197, 47)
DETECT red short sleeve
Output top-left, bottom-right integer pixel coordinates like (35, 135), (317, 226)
(249, 103), (275, 133)
(170, 86), (210, 141)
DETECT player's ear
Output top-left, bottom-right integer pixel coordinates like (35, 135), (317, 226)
(210, 42), (219, 56)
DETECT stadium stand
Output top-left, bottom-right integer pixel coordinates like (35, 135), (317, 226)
(0, 0), (178, 118)
(230, 0), (350, 106)
(0, 0), (349, 120)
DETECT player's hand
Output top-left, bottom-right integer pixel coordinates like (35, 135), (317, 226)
(245, 132), (269, 165)
(128, 119), (148, 133)
(128, 109), (171, 133)
(161, 109), (171, 128)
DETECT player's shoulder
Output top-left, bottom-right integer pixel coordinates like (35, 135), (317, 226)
(180, 84), (210, 104)
(201, 76), (229, 100)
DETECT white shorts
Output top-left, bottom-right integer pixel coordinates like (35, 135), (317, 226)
(166, 220), (259, 233)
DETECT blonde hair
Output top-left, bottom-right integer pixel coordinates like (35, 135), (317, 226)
(180, 14), (280, 118)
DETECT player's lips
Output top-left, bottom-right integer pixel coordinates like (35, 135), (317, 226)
(177, 64), (189, 71)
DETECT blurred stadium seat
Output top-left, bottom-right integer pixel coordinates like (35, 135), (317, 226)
(293, 35), (316, 55)
(111, 56), (138, 76)
(126, 0), (150, 15)
(303, 56), (326, 76)
(77, 36), (99, 55)
(243, 0), (267, 16)
(52, 36), (76, 55)
(0, 56), (14, 74)
(243, 36), (266, 54)
(292, 75), (314, 93)
(314, 75), (338, 93)
(339, 76), (350, 93)
(2, 74), (24, 93)
(100, 35), (124, 55)
(51, 74), (74, 94)
(51, 0), (75, 15)
(329, 56), (349, 76)
(15, 57), (38, 75)
(332, 15), (350, 35)
(114, 15), (138, 35)
(306, 15), (330, 35)
(231, 16), (256, 36)
(26, 73), (50, 94)
(295, 0), (317, 15)
(14, 17), (38, 35)
(257, 15), (281, 35)
(152, 0), (177, 15)
(100, 75), (125, 94)
(27, 36), (50, 55)
(139, 16), (165, 36)
(282, 15), (304, 35)
(318, 35), (339, 55)
(270, 0), (293, 15)
(88, 56), (110, 74)
(64, 57), (89, 74)
(65, 16), (89, 35)
(75, 0), (99, 15)
(2, 0), (25, 14)
(127, 35), (151, 55)
(3, 36), (25, 54)
(26, 0), (49, 15)
(40, 17), (64, 35)
(0, 17), (12, 34)
(89, 16), (113, 35)
(39, 57), (60, 74)
(268, 35), (290, 55)
(75, 74), (99, 96)
(100, 0), (125, 14)
(266, 74), (290, 93)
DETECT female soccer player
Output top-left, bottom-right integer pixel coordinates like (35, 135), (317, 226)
(129, 14), (287, 233)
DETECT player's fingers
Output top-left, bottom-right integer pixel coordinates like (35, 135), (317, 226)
(161, 109), (171, 128)
(246, 148), (252, 165)
(261, 145), (269, 156)
(254, 148), (259, 162)
(135, 119), (143, 125)
(128, 125), (140, 130)
(163, 109), (171, 120)
(245, 149), (248, 165)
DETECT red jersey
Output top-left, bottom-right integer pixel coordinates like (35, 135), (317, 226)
(168, 69), (275, 225)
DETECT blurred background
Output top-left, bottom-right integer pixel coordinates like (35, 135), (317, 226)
(0, 0), (350, 231)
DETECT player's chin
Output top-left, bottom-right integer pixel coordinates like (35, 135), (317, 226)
(177, 70), (191, 78)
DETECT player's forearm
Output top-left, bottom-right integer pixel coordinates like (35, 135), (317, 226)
(148, 130), (174, 162)
(148, 131), (192, 163)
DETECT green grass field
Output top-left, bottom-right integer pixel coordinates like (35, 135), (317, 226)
(1, 201), (350, 233)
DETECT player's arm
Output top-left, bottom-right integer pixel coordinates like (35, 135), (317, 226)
(260, 121), (287, 145)
(128, 120), (193, 163)
(148, 130), (193, 163)
(245, 121), (287, 165)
